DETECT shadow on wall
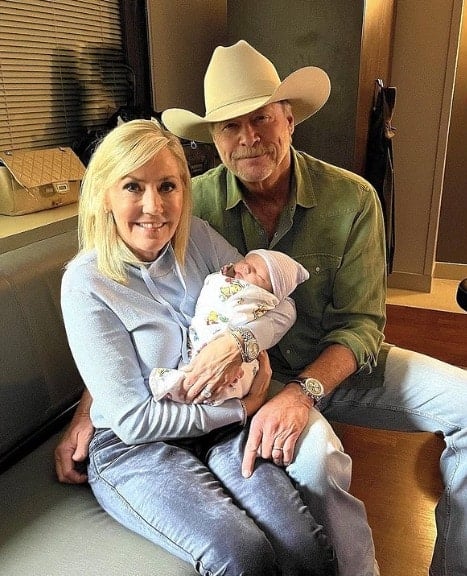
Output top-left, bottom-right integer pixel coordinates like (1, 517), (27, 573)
(38, 46), (132, 153)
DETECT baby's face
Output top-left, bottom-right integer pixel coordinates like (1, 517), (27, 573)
(225, 254), (273, 292)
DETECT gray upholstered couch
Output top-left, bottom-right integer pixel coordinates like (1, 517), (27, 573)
(0, 229), (195, 576)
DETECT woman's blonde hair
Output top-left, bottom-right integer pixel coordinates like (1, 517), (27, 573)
(78, 119), (192, 283)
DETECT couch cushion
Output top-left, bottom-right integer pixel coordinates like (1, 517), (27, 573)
(0, 231), (84, 468)
(0, 430), (196, 576)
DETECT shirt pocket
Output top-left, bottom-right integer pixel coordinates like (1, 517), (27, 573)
(303, 253), (342, 276)
(298, 253), (342, 312)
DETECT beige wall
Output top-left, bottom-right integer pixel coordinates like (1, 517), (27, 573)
(146, 0), (227, 115)
(389, 0), (464, 291)
(226, 0), (368, 171)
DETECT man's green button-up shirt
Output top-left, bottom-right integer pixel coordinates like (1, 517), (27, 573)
(192, 148), (389, 386)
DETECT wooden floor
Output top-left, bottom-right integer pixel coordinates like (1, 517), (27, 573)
(385, 303), (467, 367)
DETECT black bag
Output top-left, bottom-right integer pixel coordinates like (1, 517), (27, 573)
(73, 106), (161, 166)
(73, 106), (219, 176)
(364, 79), (397, 274)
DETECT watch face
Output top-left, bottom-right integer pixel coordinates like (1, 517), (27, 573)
(247, 341), (260, 360)
(304, 378), (324, 397)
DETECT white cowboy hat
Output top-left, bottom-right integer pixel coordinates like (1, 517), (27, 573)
(161, 40), (331, 143)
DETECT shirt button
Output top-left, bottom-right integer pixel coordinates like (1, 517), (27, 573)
(286, 349), (291, 355)
(315, 266), (320, 272)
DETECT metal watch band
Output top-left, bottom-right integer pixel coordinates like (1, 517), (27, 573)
(229, 327), (259, 362)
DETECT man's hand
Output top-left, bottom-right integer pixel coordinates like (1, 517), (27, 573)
(55, 409), (94, 484)
(242, 383), (313, 478)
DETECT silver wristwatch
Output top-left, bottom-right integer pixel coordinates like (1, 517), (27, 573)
(229, 327), (260, 362)
(288, 377), (325, 404)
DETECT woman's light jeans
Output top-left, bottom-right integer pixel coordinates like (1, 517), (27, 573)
(287, 346), (467, 576)
(88, 423), (337, 576)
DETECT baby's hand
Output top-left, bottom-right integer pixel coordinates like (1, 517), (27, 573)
(221, 263), (235, 277)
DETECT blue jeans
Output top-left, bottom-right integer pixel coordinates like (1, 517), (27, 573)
(88, 424), (337, 576)
(285, 346), (467, 576)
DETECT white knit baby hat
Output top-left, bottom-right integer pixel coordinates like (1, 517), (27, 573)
(249, 249), (309, 300)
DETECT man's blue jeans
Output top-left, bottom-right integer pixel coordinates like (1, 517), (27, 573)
(88, 424), (337, 576)
(287, 346), (467, 576)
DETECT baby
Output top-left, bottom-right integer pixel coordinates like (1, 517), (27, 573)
(149, 249), (309, 405)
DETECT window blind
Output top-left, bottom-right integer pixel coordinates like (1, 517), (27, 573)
(0, 0), (131, 151)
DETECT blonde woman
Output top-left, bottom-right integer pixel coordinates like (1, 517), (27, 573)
(60, 119), (336, 575)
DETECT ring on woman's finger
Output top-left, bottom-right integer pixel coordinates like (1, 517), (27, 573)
(273, 446), (283, 452)
(201, 387), (213, 398)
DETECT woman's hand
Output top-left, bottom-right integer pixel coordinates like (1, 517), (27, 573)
(182, 331), (243, 403)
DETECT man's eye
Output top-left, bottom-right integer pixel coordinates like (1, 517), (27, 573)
(222, 122), (237, 132)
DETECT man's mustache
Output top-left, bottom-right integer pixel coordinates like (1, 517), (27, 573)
(231, 146), (273, 160)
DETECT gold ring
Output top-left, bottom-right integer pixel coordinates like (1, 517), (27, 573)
(201, 388), (212, 398)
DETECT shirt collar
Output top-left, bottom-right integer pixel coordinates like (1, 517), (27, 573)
(225, 170), (245, 210)
(292, 148), (317, 208)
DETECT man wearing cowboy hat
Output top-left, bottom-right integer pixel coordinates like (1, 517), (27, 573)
(55, 40), (467, 576)
(162, 41), (467, 576)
